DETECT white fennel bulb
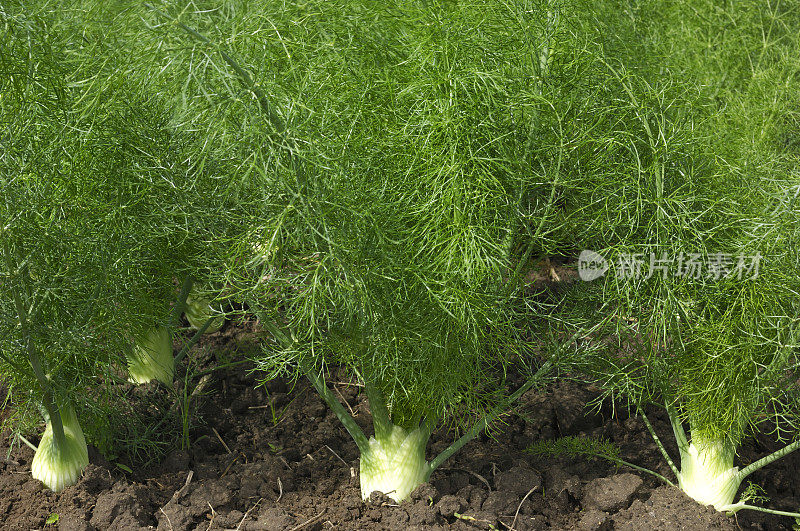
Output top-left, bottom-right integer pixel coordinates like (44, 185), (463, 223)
(359, 425), (431, 502)
(127, 326), (174, 385)
(31, 405), (89, 492)
(185, 294), (225, 333)
(677, 435), (744, 512)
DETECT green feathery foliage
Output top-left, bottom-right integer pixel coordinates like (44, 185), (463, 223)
(0, 1), (247, 485)
(555, 0), (800, 515)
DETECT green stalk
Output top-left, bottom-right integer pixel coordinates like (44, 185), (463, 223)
(169, 277), (194, 329)
(736, 439), (800, 482)
(172, 315), (215, 367)
(607, 455), (676, 486)
(522, 1), (558, 156)
(638, 406), (680, 480)
(364, 381), (393, 442)
(18, 434), (37, 452)
(26, 343), (64, 450)
(735, 506), (800, 518)
(430, 322), (597, 472)
(666, 402), (690, 461)
(429, 359), (552, 472)
(4, 243), (66, 451)
(190, 359), (250, 379)
(503, 1), (559, 263)
(306, 368), (369, 455)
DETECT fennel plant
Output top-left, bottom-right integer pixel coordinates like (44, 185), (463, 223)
(0, 3), (242, 488)
(137, 0), (583, 501)
(554, 0), (800, 516)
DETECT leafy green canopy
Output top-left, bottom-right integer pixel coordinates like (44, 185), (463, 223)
(238, 1), (550, 424)
(561, 0), (800, 445)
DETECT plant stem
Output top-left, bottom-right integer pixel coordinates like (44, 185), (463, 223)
(430, 322), (596, 472)
(429, 359), (552, 472)
(257, 315), (368, 443)
(18, 434), (37, 452)
(504, 0), (555, 260)
(638, 406), (680, 480)
(502, 2), (560, 269)
(172, 316), (214, 367)
(306, 368), (369, 455)
(665, 402), (689, 454)
(736, 439), (800, 482)
(500, 161), (561, 300)
(605, 455), (676, 487)
(190, 359), (250, 379)
(364, 381), (393, 442)
(3, 242), (66, 452)
(169, 277), (193, 329)
(735, 505), (800, 518)
(522, 0), (558, 157)
(181, 361), (191, 450)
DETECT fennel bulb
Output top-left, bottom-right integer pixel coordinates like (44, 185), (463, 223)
(127, 326), (174, 385)
(31, 405), (89, 492)
(676, 436), (744, 512)
(359, 425), (431, 502)
(185, 294), (225, 334)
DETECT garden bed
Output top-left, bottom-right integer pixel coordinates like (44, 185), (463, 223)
(0, 324), (797, 530)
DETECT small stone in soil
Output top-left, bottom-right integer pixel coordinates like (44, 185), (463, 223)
(582, 473), (643, 512)
(481, 490), (521, 514)
(257, 507), (294, 531)
(436, 494), (465, 517)
(494, 464), (542, 497)
(578, 509), (612, 531)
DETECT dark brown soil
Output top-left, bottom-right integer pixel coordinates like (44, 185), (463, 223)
(1, 324), (798, 530)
